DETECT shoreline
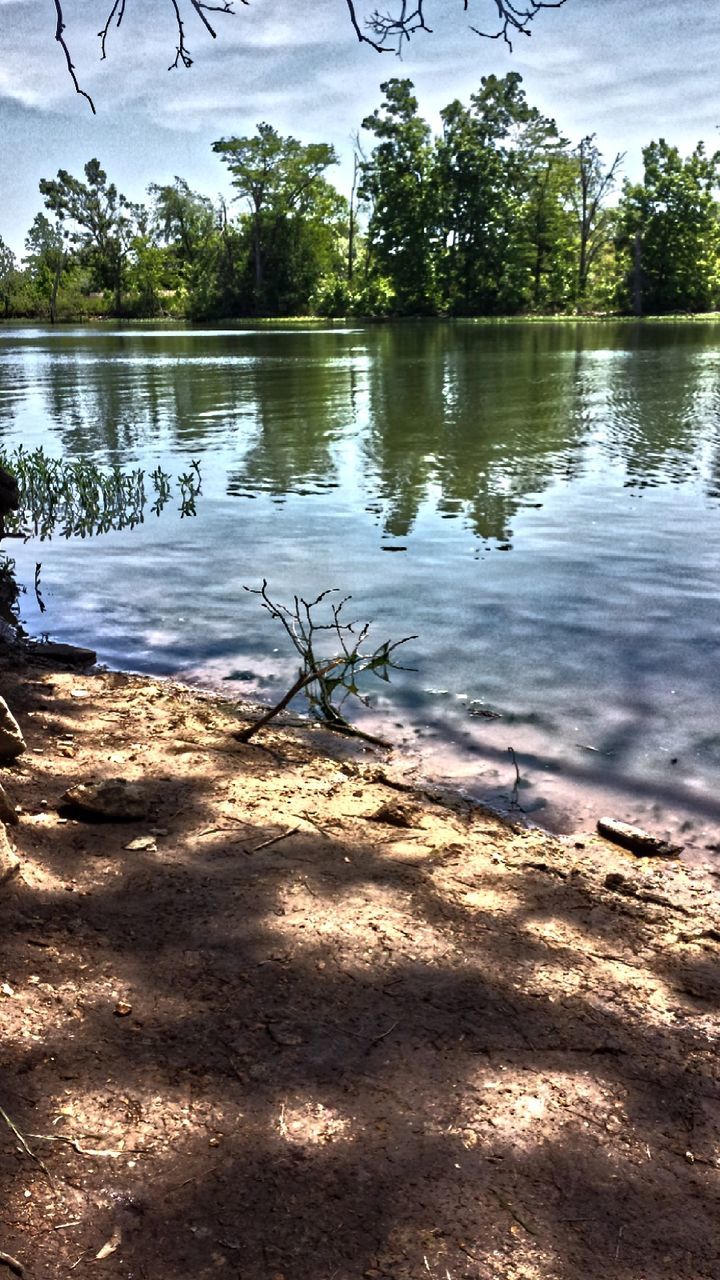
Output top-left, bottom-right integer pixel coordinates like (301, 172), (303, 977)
(4, 628), (715, 873)
(3, 312), (720, 330)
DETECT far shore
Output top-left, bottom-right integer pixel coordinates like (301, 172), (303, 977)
(2, 311), (720, 328)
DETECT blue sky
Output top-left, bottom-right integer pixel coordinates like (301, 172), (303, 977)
(0, 0), (718, 254)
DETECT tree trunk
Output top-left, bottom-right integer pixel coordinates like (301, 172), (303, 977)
(632, 231), (643, 316)
(49, 253), (64, 325)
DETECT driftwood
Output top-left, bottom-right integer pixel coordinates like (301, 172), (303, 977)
(597, 817), (682, 859)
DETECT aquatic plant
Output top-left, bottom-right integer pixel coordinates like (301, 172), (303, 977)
(236, 580), (416, 743)
(0, 446), (201, 540)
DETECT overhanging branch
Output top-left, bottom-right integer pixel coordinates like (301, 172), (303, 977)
(347, 0), (567, 52)
(54, 0), (567, 107)
(53, 0), (96, 113)
(469, 0), (568, 48)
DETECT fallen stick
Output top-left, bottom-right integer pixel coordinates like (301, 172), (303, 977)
(597, 817), (682, 858)
(27, 1132), (123, 1158)
(248, 825), (301, 854)
(0, 1105), (52, 1185)
(0, 1251), (23, 1277)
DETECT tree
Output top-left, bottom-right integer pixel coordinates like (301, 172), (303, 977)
(435, 73), (533, 313)
(360, 79), (439, 314)
(39, 160), (141, 313)
(509, 102), (576, 310)
(149, 178), (215, 274)
(618, 140), (720, 313)
(212, 125), (341, 313)
(24, 214), (67, 324)
(0, 238), (18, 319)
(433, 73), (575, 314)
(570, 135), (624, 303)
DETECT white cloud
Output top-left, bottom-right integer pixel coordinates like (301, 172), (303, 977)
(1, 0), (719, 251)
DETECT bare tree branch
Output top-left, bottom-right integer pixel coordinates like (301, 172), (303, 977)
(469, 0), (568, 49)
(56, 0), (567, 107)
(98, 0), (126, 62)
(347, 0), (567, 53)
(53, 0), (96, 114)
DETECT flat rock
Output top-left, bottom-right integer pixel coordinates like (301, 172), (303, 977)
(0, 696), (26, 760)
(28, 641), (97, 666)
(0, 782), (19, 825)
(60, 778), (148, 821)
(0, 824), (19, 884)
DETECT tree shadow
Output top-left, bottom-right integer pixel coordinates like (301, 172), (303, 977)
(1, 676), (719, 1280)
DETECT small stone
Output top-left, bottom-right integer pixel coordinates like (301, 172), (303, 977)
(0, 782), (19, 825)
(124, 836), (157, 852)
(60, 778), (148, 821)
(367, 799), (420, 828)
(114, 1000), (132, 1017)
(0, 824), (20, 885)
(0, 696), (26, 760)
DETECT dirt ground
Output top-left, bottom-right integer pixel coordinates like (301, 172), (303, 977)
(1, 653), (719, 1280)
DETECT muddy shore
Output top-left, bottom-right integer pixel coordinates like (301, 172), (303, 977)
(1, 650), (719, 1279)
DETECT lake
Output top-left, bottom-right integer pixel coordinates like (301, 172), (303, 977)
(1, 320), (720, 855)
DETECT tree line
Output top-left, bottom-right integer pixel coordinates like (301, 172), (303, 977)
(1, 73), (719, 322)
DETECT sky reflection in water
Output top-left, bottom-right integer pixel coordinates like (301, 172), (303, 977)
(2, 319), (720, 854)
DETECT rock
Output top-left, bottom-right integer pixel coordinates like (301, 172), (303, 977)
(0, 824), (19, 884)
(60, 778), (148, 821)
(124, 836), (157, 852)
(0, 619), (18, 647)
(0, 697), (26, 760)
(367, 799), (420, 828)
(0, 464), (19, 537)
(0, 782), (19, 825)
(28, 641), (97, 666)
(604, 872), (637, 896)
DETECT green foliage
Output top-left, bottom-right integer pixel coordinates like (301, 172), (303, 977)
(0, 447), (202, 540)
(39, 159), (141, 313)
(0, 236), (18, 318)
(2, 90), (717, 322)
(212, 124), (344, 315)
(360, 79), (440, 314)
(23, 213), (66, 322)
(617, 140), (720, 314)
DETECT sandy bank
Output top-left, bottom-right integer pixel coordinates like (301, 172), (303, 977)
(1, 653), (719, 1279)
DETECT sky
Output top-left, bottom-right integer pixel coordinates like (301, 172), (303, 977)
(0, 0), (718, 254)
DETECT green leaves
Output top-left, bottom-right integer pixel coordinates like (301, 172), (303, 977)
(0, 447), (201, 540)
(239, 580), (416, 739)
(618, 140), (720, 313)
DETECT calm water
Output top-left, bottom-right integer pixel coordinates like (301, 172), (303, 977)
(2, 320), (720, 853)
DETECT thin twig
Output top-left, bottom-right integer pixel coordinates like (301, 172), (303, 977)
(163, 1162), (221, 1194)
(508, 746), (525, 812)
(0, 1252), (23, 1277)
(26, 1132), (124, 1158)
(0, 1104), (53, 1185)
(615, 1225), (625, 1261)
(490, 1188), (537, 1235)
(369, 1020), (399, 1046)
(319, 720), (390, 748)
(247, 825), (301, 854)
